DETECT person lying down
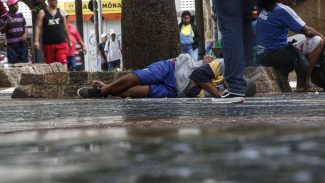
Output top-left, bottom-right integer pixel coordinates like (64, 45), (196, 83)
(77, 54), (253, 99)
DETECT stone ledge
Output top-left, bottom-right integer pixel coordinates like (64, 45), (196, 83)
(12, 71), (130, 99)
(245, 66), (292, 93)
(12, 66), (291, 99)
(0, 63), (65, 87)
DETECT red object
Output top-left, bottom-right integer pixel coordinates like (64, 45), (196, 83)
(252, 10), (258, 19)
(0, 1), (7, 15)
(7, 0), (19, 6)
(67, 23), (82, 56)
(42, 43), (68, 64)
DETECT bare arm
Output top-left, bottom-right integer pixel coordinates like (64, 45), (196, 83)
(301, 25), (325, 40)
(197, 82), (222, 97)
(33, 10), (45, 49)
(77, 38), (87, 54)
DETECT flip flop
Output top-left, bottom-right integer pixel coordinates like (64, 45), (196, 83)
(295, 87), (324, 92)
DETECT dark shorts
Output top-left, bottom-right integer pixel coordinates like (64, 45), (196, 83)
(189, 64), (214, 83)
(7, 43), (29, 64)
(256, 45), (309, 85)
(132, 60), (177, 98)
(183, 64), (215, 97)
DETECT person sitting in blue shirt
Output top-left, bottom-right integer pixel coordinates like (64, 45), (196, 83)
(256, 0), (325, 92)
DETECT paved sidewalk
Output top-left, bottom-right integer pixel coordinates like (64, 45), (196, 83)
(1, 88), (325, 133)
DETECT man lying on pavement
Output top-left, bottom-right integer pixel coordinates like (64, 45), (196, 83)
(77, 54), (255, 99)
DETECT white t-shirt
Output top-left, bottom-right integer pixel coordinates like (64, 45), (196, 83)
(104, 39), (121, 62)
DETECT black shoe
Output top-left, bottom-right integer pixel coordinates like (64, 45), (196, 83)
(77, 87), (102, 98)
(221, 90), (245, 98)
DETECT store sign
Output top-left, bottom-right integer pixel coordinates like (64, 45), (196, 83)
(58, 0), (122, 15)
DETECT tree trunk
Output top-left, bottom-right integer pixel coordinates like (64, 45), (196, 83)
(122, 0), (181, 69)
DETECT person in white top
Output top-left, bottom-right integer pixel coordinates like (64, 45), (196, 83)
(104, 32), (121, 70)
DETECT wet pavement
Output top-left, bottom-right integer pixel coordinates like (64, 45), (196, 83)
(1, 89), (325, 183)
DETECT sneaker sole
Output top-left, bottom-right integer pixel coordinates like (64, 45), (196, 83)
(77, 88), (83, 98)
(211, 97), (245, 104)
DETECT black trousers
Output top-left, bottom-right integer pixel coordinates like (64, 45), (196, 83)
(256, 44), (309, 86)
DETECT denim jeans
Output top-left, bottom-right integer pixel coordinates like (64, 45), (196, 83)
(108, 59), (121, 70)
(67, 56), (77, 71)
(7, 43), (29, 64)
(213, 0), (253, 95)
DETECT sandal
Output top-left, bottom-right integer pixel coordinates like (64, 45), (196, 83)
(295, 86), (324, 92)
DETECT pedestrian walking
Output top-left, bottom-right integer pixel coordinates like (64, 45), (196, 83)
(98, 33), (108, 71)
(33, 0), (72, 71)
(66, 15), (86, 71)
(104, 32), (121, 70)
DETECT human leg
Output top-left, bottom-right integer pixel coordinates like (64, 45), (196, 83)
(256, 46), (311, 90)
(77, 73), (141, 98)
(19, 43), (29, 63)
(305, 38), (324, 88)
(100, 73), (141, 96)
(78, 60), (176, 98)
(7, 46), (19, 64)
(55, 43), (69, 72)
(67, 56), (77, 71)
(108, 61), (113, 71)
(243, 0), (254, 67)
(215, 0), (247, 96)
(119, 85), (150, 98)
(42, 44), (56, 64)
(293, 36), (324, 90)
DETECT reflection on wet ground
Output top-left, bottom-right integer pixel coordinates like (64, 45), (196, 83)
(1, 92), (325, 183)
(1, 127), (325, 183)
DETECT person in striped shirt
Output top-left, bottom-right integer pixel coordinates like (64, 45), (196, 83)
(0, 0), (28, 64)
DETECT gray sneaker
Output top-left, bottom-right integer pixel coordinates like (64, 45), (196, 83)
(77, 87), (102, 98)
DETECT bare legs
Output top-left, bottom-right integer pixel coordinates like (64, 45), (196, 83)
(93, 73), (150, 98)
(305, 38), (325, 88)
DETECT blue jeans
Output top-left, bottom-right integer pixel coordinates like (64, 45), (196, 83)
(7, 43), (29, 64)
(108, 59), (121, 70)
(67, 56), (77, 71)
(213, 0), (253, 95)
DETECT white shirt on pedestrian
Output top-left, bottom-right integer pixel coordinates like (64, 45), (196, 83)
(104, 39), (121, 62)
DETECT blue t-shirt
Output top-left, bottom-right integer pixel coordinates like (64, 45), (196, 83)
(256, 3), (306, 55)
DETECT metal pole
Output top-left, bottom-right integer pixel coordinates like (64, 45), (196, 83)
(195, 0), (205, 60)
(93, 0), (99, 45)
(98, 0), (103, 37)
(75, 0), (85, 70)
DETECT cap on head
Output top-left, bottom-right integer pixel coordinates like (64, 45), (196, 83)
(101, 33), (107, 38)
(7, 0), (19, 6)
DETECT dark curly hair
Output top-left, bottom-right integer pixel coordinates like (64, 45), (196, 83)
(181, 10), (191, 18)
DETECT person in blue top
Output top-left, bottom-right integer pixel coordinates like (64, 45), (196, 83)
(179, 11), (200, 61)
(256, 0), (325, 92)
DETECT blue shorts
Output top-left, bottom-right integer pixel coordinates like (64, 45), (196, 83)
(132, 60), (177, 98)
